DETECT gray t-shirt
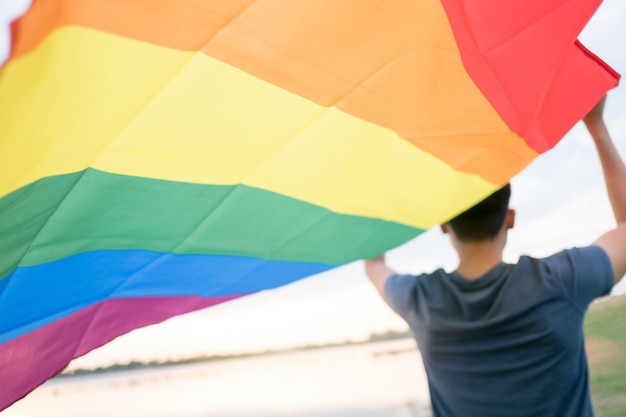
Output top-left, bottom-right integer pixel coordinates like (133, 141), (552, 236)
(385, 246), (613, 417)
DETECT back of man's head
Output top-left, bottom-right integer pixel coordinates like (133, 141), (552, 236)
(447, 184), (511, 242)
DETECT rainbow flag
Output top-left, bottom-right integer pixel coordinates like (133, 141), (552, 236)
(0, 0), (619, 408)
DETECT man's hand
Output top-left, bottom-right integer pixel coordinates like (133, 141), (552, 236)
(583, 95), (606, 129)
(364, 255), (395, 300)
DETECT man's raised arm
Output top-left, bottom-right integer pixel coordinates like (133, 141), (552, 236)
(584, 95), (626, 284)
(364, 255), (395, 300)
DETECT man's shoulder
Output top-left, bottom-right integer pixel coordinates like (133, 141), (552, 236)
(513, 246), (613, 305)
(516, 246), (609, 268)
(387, 268), (448, 288)
(384, 269), (449, 314)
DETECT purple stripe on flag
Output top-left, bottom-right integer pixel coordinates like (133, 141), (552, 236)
(0, 294), (243, 410)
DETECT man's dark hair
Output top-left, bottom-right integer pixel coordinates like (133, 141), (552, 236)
(447, 184), (511, 241)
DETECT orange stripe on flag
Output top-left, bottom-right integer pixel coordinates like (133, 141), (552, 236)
(9, 0), (537, 184)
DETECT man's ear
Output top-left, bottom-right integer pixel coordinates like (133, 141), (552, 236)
(441, 223), (450, 234)
(506, 209), (516, 229)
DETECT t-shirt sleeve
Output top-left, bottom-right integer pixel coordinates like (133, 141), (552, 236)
(384, 274), (418, 317)
(546, 246), (613, 310)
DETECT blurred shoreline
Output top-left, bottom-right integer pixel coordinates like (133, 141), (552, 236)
(59, 330), (413, 378)
(6, 339), (432, 417)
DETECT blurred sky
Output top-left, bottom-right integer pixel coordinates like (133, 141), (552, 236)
(1, 0), (625, 369)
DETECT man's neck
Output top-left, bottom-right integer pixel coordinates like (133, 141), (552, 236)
(454, 237), (505, 280)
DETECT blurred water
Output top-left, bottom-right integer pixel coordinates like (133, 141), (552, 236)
(5, 339), (431, 417)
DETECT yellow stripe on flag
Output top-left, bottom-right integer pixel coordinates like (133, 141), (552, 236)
(1, 27), (520, 228)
